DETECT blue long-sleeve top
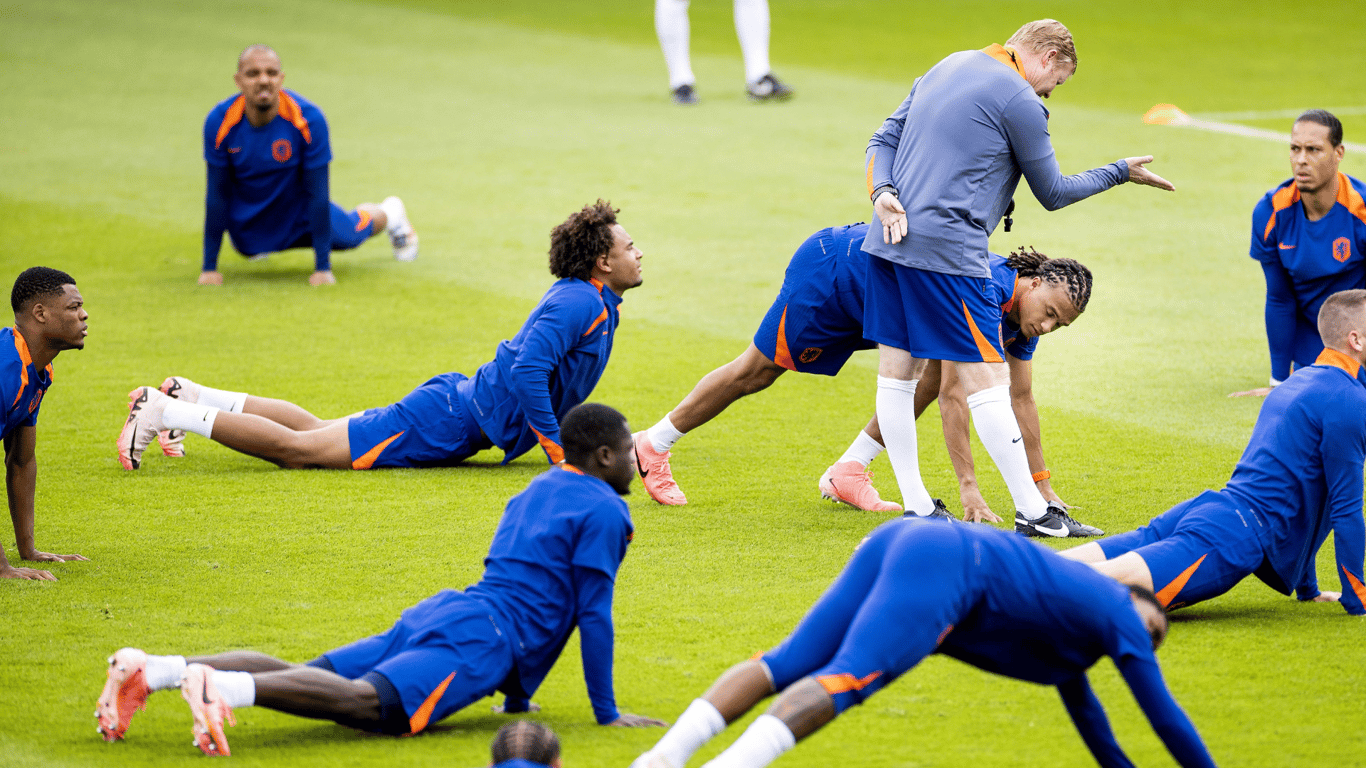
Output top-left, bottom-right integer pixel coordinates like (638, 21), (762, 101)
(1222, 350), (1366, 614)
(462, 277), (621, 463)
(466, 466), (634, 723)
(862, 44), (1127, 279)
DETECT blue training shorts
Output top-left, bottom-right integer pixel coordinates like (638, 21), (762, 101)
(752, 229), (875, 376)
(863, 257), (1005, 363)
(316, 589), (515, 734)
(347, 372), (492, 469)
(762, 518), (980, 713)
(1097, 490), (1267, 610)
(282, 202), (376, 252)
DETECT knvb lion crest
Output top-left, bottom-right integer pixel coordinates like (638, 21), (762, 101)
(271, 139), (293, 163)
(1333, 237), (1351, 263)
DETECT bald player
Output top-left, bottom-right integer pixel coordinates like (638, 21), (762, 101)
(201, 45), (418, 286)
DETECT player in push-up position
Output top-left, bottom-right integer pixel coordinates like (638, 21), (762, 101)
(118, 201), (641, 471)
(97, 404), (664, 755)
(200, 45), (418, 287)
(630, 518), (1216, 768)
(1062, 289), (1366, 615)
(634, 222), (1096, 535)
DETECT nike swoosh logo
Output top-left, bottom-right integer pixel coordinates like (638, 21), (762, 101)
(228, 147), (241, 153)
(1278, 243), (1295, 250)
(1032, 520), (1067, 536)
(634, 447), (648, 478)
(1012, 436), (1022, 443)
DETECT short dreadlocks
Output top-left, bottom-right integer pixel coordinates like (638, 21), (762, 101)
(491, 720), (561, 766)
(1004, 247), (1092, 313)
(548, 200), (619, 281)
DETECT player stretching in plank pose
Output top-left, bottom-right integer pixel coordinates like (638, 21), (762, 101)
(863, 19), (1173, 536)
(118, 201), (641, 471)
(630, 518), (1216, 768)
(201, 45), (418, 287)
(1063, 290), (1366, 615)
(1231, 110), (1366, 396)
(1, 268), (89, 580)
(635, 223), (1090, 532)
(97, 405), (664, 755)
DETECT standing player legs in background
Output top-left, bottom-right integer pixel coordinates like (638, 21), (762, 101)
(653, 0), (793, 104)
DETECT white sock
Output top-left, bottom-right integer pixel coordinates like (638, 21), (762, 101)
(197, 386), (247, 414)
(655, 0), (695, 89)
(837, 430), (884, 468)
(144, 654), (187, 692)
(163, 400), (218, 439)
(211, 670), (256, 709)
(702, 714), (795, 768)
(647, 699), (727, 768)
(966, 385), (1048, 520)
(876, 376), (935, 516)
(733, 0), (771, 84)
(648, 415), (687, 453)
(379, 197), (404, 230)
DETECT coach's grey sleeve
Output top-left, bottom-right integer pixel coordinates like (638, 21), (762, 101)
(1004, 93), (1129, 210)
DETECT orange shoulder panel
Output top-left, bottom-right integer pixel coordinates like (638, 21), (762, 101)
(214, 95), (246, 150)
(1262, 183), (1301, 241)
(276, 91), (313, 144)
(11, 328), (30, 408)
(1337, 173), (1366, 227)
(980, 43), (1026, 79)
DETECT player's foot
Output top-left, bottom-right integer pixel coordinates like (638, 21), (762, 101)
(181, 663), (236, 757)
(746, 73), (793, 102)
(155, 377), (199, 458)
(1015, 503), (1103, 538)
(96, 648), (150, 742)
(632, 431), (687, 505)
(819, 461), (902, 512)
(382, 196), (418, 262)
(904, 498), (958, 522)
(671, 83), (698, 105)
(118, 387), (169, 470)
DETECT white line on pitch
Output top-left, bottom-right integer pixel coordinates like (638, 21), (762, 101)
(1143, 104), (1366, 153)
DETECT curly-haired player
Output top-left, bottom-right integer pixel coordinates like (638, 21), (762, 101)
(117, 201), (644, 471)
(632, 223), (1101, 536)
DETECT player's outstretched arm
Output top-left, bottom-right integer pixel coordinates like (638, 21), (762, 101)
(574, 566), (666, 727)
(301, 165), (334, 285)
(1124, 156), (1177, 192)
(1008, 356), (1065, 507)
(1116, 656), (1218, 768)
(201, 165), (232, 284)
(4, 427), (85, 578)
(1056, 676), (1138, 768)
(1321, 418), (1366, 614)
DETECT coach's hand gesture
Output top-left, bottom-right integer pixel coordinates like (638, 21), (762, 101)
(1125, 156), (1176, 191)
(874, 191), (908, 244)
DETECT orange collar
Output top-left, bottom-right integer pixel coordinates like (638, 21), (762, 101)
(981, 44), (1028, 81)
(214, 91), (312, 150)
(10, 327), (32, 367)
(1316, 348), (1361, 377)
(560, 463), (584, 475)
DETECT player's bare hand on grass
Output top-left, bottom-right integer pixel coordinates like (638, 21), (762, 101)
(1229, 387), (1273, 398)
(1125, 156), (1176, 191)
(959, 488), (1003, 523)
(1311, 591), (1341, 603)
(198, 271), (223, 286)
(874, 191), (908, 244)
(308, 270), (336, 286)
(22, 550), (88, 563)
(607, 713), (668, 728)
(0, 564), (56, 581)
(491, 702), (542, 714)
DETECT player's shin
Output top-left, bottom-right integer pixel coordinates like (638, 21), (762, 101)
(966, 385), (1047, 519)
(700, 714), (796, 768)
(638, 699), (727, 768)
(162, 400), (218, 439)
(876, 376), (935, 515)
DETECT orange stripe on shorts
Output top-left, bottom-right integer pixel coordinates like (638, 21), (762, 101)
(352, 431), (404, 470)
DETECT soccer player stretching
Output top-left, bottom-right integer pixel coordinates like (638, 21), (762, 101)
(118, 201), (641, 471)
(630, 519), (1216, 768)
(1231, 110), (1366, 396)
(1, 268), (88, 581)
(1064, 289), (1366, 615)
(863, 19), (1173, 535)
(97, 404), (664, 755)
(201, 45), (417, 287)
(635, 223), (1090, 532)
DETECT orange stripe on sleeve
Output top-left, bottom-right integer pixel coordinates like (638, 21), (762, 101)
(866, 156), (876, 196)
(1341, 566), (1366, 608)
(408, 671), (457, 734)
(1155, 554), (1207, 608)
(11, 328), (31, 408)
(214, 95), (246, 149)
(531, 426), (564, 464)
(816, 670), (882, 695)
(961, 301), (1004, 364)
(773, 306), (795, 370)
(581, 308), (609, 337)
(351, 431), (404, 470)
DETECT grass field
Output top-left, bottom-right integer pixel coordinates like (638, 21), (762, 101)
(2, 1), (1365, 766)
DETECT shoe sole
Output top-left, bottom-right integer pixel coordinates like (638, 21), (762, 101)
(117, 389), (149, 470)
(96, 651), (149, 741)
(182, 667), (234, 756)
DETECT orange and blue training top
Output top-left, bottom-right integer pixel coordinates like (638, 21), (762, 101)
(0, 328), (52, 439)
(1249, 173), (1366, 381)
(202, 89), (333, 265)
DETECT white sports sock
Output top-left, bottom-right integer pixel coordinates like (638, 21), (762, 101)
(163, 400), (218, 439)
(196, 386), (247, 414)
(655, 0), (695, 89)
(647, 698), (727, 768)
(379, 197), (404, 230)
(702, 714), (795, 768)
(966, 384), (1048, 520)
(211, 670), (256, 709)
(837, 429), (884, 468)
(144, 654), (187, 692)
(733, 0), (771, 84)
(649, 415), (687, 453)
(876, 376), (935, 516)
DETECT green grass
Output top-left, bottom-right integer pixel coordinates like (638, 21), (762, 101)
(1, 0), (1364, 766)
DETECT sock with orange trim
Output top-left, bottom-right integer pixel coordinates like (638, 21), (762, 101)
(876, 376), (935, 516)
(701, 714), (794, 768)
(966, 384), (1048, 520)
(163, 400), (218, 439)
(211, 671), (255, 709)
